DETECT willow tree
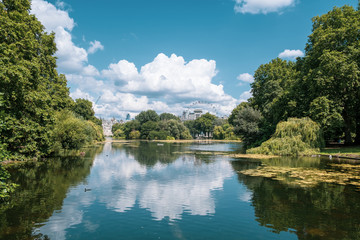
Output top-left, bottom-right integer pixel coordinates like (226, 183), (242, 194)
(301, 5), (360, 145)
(0, 0), (73, 157)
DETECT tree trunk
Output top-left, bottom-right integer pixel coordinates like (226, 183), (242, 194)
(343, 109), (353, 146)
(355, 114), (360, 145)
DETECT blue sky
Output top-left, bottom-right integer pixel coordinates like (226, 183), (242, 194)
(31, 0), (358, 119)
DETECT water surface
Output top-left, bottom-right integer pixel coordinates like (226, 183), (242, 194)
(1, 141), (360, 239)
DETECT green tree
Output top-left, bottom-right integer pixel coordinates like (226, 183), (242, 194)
(309, 97), (343, 141)
(113, 129), (125, 139)
(300, 5), (360, 145)
(184, 120), (199, 137)
(196, 113), (216, 134)
(73, 99), (95, 120)
(52, 111), (98, 150)
(135, 110), (160, 125)
(129, 130), (140, 139)
(0, 0), (73, 157)
(228, 102), (250, 126)
(232, 107), (264, 147)
(159, 112), (180, 121)
(112, 122), (124, 134)
(250, 58), (298, 137)
(213, 126), (225, 139)
(140, 121), (159, 139)
(159, 119), (192, 140)
(248, 117), (324, 155)
(123, 120), (140, 139)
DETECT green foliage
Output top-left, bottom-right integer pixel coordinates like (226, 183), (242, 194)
(159, 119), (192, 140)
(129, 130), (140, 139)
(250, 58), (298, 138)
(184, 120), (199, 136)
(112, 123), (124, 133)
(196, 113), (216, 133)
(213, 126), (225, 140)
(135, 110), (160, 125)
(247, 118), (324, 155)
(113, 129), (125, 139)
(148, 130), (168, 140)
(232, 107), (264, 146)
(309, 96), (344, 141)
(233, 5), (360, 146)
(228, 102), (250, 126)
(301, 5), (360, 144)
(0, 165), (18, 200)
(123, 120), (140, 139)
(141, 121), (159, 139)
(87, 120), (104, 142)
(159, 112), (180, 121)
(185, 113), (217, 137)
(52, 111), (99, 151)
(0, 0), (73, 158)
(213, 124), (237, 140)
(73, 98), (95, 121)
(122, 111), (192, 140)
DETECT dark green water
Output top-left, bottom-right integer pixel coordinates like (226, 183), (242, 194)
(1, 141), (360, 240)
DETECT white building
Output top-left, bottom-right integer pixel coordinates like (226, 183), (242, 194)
(181, 109), (204, 121)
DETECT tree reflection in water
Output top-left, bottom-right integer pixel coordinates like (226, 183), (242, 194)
(0, 145), (104, 240)
(231, 158), (360, 240)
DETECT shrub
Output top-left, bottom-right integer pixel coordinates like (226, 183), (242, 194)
(113, 129), (125, 139)
(129, 130), (141, 139)
(52, 111), (96, 151)
(247, 118), (324, 156)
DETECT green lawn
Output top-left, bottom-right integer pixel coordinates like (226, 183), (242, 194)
(321, 145), (360, 157)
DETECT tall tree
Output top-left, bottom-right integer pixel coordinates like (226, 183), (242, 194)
(135, 110), (160, 125)
(250, 58), (298, 138)
(0, 0), (73, 157)
(301, 5), (360, 145)
(73, 98), (95, 121)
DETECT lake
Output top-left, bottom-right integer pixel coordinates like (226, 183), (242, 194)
(1, 141), (360, 239)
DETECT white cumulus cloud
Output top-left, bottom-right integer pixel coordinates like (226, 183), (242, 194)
(102, 53), (234, 104)
(234, 0), (295, 14)
(31, 0), (98, 74)
(30, 1), (242, 119)
(237, 73), (254, 84)
(88, 40), (104, 54)
(278, 49), (304, 60)
(31, 0), (74, 31)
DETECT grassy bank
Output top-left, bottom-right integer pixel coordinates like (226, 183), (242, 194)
(320, 145), (360, 159)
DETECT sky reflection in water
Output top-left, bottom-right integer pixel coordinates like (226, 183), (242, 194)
(36, 142), (297, 240)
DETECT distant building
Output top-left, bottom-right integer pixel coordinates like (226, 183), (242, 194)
(194, 109), (202, 119)
(181, 109), (204, 121)
(102, 118), (121, 136)
(126, 113), (131, 121)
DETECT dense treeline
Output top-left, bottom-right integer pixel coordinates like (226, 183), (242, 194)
(230, 4), (360, 152)
(0, 0), (103, 197)
(112, 110), (237, 141)
(112, 110), (192, 140)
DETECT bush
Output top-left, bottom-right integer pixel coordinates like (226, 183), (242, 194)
(148, 130), (168, 140)
(87, 120), (105, 142)
(52, 111), (97, 151)
(129, 130), (141, 139)
(247, 118), (324, 156)
(113, 129), (125, 139)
